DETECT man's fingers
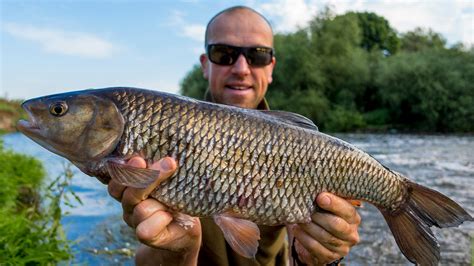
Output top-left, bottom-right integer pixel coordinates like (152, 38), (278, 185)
(133, 157), (177, 199)
(121, 157), (177, 215)
(298, 222), (349, 255)
(133, 199), (168, 226)
(316, 193), (361, 225)
(137, 214), (201, 252)
(107, 157), (147, 202)
(108, 179), (126, 202)
(128, 156), (147, 168)
(136, 210), (173, 244)
(292, 226), (341, 264)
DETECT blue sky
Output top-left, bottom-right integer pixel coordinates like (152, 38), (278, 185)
(1, 0), (473, 100)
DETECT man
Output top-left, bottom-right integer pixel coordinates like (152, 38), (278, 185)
(108, 6), (361, 265)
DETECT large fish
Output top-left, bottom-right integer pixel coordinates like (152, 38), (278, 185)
(17, 87), (472, 265)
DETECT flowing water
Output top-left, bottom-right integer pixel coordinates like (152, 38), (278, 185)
(2, 133), (473, 265)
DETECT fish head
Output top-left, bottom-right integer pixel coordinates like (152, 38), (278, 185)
(17, 91), (124, 163)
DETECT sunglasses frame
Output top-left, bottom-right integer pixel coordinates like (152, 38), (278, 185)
(206, 44), (274, 67)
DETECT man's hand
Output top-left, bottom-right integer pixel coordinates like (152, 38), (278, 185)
(291, 192), (361, 266)
(107, 157), (202, 265)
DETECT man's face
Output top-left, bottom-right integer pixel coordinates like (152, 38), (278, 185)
(200, 11), (276, 109)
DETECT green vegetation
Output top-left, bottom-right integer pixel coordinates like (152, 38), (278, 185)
(180, 9), (474, 133)
(0, 99), (25, 134)
(0, 140), (79, 264)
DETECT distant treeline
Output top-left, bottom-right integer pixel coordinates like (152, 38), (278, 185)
(180, 9), (474, 133)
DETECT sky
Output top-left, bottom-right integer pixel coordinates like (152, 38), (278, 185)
(1, 0), (473, 100)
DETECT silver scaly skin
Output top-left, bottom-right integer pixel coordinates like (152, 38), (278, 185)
(18, 87), (472, 265)
(108, 88), (407, 225)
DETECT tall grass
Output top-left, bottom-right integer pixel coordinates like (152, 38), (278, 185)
(0, 140), (80, 264)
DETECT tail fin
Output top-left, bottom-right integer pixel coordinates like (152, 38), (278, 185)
(381, 181), (473, 266)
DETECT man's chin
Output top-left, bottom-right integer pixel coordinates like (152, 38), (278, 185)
(222, 98), (257, 109)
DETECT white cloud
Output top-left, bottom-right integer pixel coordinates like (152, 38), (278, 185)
(183, 24), (206, 42)
(253, 0), (472, 46)
(167, 10), (205, 43)
(3, 23), (118, 58)
(256, 0), (319, 32)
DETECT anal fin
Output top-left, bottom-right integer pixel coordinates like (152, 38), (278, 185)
(213, 213), (261, 258)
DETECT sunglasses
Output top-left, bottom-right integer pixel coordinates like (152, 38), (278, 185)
(206, 44), (274, 67)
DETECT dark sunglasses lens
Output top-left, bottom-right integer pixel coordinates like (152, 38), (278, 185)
(208, 45), (238, 65)
(246, 47), (273, 66)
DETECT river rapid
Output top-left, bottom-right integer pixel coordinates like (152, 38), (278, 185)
(2, 133), (473, 265)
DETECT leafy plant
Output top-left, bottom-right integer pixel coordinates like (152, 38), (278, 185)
(0, 142), (80, 264)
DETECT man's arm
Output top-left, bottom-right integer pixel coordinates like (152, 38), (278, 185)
(107, 157), (202, 266)
(291, 193), (361, 265)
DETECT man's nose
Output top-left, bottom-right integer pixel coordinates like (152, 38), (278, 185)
(231, 54), (251, 76)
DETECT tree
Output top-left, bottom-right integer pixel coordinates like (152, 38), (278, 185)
(375, 49), (474, 132)
(400, 27), (446, 52)
(179, 64), (207, 99)
(310, 11), (370, 110)
(345, 11), (400, 55)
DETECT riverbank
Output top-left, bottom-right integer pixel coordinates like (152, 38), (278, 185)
(0, 99), (25, 134)
(0, 140), (74, 264)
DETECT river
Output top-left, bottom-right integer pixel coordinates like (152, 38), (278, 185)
(2, 133), (473, 265)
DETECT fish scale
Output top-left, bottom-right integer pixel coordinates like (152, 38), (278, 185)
(18, 87), (473, 264)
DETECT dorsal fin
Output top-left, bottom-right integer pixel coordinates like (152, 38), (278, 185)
(261, 110), (319, 131)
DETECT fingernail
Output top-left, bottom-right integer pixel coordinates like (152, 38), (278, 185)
(160, 158), (173, 172)
(128, 157), (143, 167)
(319, 194), (331, 206)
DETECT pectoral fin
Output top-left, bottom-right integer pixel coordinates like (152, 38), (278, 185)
(213, 214), (261, 258)
(106, 161), (161, 189)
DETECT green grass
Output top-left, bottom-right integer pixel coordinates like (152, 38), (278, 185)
(0, 140), (79, 264)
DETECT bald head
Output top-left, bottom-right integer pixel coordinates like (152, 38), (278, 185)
(200, 6), (276, 109)
(204, 6), (274, 48)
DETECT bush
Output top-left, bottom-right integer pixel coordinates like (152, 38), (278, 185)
(0, 140), (76, 264)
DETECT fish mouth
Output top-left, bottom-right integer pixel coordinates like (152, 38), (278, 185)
(17, 103), (42, 136)
(17, 119), (41, 134)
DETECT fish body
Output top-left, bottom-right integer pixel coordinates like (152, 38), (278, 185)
(18, 87), (473, 265)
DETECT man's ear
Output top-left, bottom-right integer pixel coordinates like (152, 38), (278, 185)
(200, 53), (209, 80)
(267, 56), (276, 84)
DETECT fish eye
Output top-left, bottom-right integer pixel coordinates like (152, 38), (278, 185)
(49, 101), (68, 117)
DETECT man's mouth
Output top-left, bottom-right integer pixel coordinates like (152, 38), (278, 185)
(225, 85), (252, 90)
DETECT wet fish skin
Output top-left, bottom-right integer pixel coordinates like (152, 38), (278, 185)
(110, 89), (406, 223)
(17, 87), (473, 265)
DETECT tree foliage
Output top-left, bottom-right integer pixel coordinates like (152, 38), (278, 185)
(179, 8), (473, 133)
(346, 11), (400, 55)
(180, 64), (208, 99)
(400, 27), (446, 52)
(376, 49), (474, 131)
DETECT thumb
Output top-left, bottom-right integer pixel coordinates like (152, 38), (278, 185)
(135, 157), (178, 199)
